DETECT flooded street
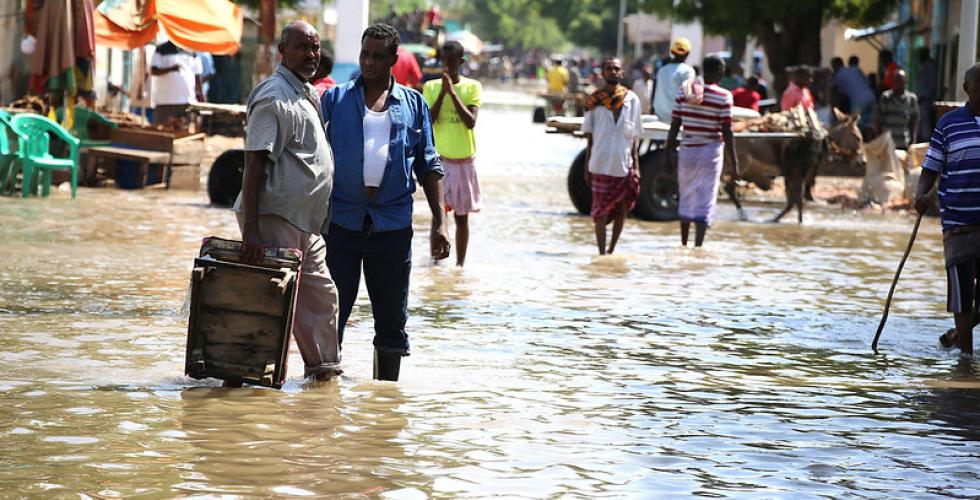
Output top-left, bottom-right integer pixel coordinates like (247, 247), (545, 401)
(1, 93), (979, 497)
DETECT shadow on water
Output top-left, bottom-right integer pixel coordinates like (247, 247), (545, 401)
(173, 384), (432, 496)
(915, 358), (980, 442)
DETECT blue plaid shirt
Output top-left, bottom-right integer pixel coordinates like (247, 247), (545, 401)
(320, 77), (442, 232)
(922, 106), (980, 231)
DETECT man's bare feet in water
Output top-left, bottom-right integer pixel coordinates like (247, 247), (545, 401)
(307, 365), (344, 381)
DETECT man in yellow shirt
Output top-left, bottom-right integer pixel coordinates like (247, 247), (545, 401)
(546, 59), (570, 114)
(422, 41), (483, 266)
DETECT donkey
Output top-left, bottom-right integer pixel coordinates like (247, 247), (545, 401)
(729, 109), (865, 223)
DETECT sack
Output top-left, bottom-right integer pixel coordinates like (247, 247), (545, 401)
(680, 77), (703, 105)
(859, 133), (905, 206)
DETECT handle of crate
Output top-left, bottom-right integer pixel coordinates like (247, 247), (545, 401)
(269, 269), (296, 295)
(191, 266), (213, 281)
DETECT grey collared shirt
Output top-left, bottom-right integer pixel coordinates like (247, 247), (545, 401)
(233, 65), (333, 234)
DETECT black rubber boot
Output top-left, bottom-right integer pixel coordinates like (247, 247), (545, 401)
(373, 350), (402, 381)
(940, 328), (957, 348)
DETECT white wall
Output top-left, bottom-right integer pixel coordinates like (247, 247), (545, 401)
(93, 46), (127, 109)
(956, 0), (979, 99)
(820, 21), (879, 75)
(671, 22), (704, 67)
(333, 0), (368, 83)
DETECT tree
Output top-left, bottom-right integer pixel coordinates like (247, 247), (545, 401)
(460, 0), (666, 53)
(369, 0), (429, 21)
(644, 0), (901, 94)
(460, 0), (568, 52)
(538, 0), (622, 53)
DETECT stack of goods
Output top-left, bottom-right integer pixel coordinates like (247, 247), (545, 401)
(7, 96), (46, 114)
(734, 105), (826, 139)
(98, 111), (143, 128)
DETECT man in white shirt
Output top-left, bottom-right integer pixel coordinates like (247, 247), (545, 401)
(653, 37), (695, 123)
(197, 52), (215, 100)
(632, 64), (653, 114)
(150, 41), (203, 128)
(581, 57), (644, 255)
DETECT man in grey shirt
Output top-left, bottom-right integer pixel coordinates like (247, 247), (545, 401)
(233, 21), (341, 382)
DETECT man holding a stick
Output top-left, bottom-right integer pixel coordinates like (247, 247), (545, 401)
(915, 62), (980, 354)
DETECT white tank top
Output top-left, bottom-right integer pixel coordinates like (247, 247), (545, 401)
(362, 107), (391, 187)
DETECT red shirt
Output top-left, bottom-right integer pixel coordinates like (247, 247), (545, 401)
(392, 48), (422, 89)
(313, 76), (336, 95)
(732, 87), (761, 111)
(882, 62), (899, 90)
(426, 6), (441, 26)
(780, 83), (814, 111)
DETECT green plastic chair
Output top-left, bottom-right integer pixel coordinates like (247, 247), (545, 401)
(0, 110), (26, 196)
(11, 114), (80, 199)
(55, 106), (117, 148)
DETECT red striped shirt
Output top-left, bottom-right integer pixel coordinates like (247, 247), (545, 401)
(672, 83), (733, 146)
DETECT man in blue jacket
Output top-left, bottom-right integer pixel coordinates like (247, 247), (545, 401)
(320, 23), (451, 381)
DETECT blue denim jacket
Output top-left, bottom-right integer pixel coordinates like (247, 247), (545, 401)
(320, 77), (442, 232)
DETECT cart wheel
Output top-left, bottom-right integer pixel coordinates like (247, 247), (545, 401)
(633, 149), (679, 221)
(567, 149), (591, 215)
(207, 148), (245, 207)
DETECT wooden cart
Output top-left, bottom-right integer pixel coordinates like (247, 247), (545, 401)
(546, 116), (802, 221)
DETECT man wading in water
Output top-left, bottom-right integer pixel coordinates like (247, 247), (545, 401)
(582, 57), (643, 255)
(916, 62), (980, 354)
(320, 23), (450, 381)
(666, 55), (738, 247)
(234, 21), (342, 384)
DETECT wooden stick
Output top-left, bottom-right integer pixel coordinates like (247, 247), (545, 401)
(872, 212), (924, 353)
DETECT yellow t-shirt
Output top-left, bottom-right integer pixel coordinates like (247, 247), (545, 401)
(547, 66), (569, 93)
(422, 76), (482, 160)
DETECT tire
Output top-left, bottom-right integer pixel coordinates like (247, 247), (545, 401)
(633, 148), (679, 221)
(207, 148), (245, 207)
(533, 106), (547, 123)
(567, 148), (591, 215)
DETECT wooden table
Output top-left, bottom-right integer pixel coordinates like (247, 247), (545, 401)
(83, 146), (172, 188)
(188, 102), (247, 116)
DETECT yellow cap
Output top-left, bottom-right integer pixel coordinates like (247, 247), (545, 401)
(671, 37), (692, 56)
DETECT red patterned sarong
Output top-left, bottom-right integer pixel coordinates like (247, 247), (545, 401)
(589, 172), (639, 222)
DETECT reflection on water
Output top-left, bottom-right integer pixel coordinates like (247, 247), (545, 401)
(1, 101), (979, 496)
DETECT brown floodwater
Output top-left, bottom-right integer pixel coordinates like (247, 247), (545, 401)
(1, 94), (978, 497)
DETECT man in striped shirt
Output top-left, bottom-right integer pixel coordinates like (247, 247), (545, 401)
(915, 62), (980, 353)
(875, 70), (918, 150)
(666, 55), (739, 247)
